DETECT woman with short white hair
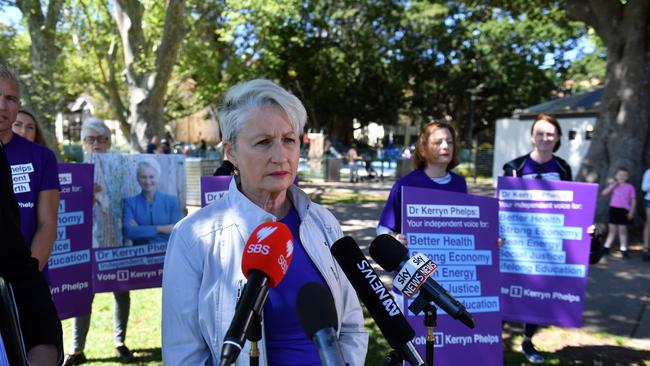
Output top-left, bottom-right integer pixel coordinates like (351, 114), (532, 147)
(123, 157), (181, 245)
(162, 79), (368, 365)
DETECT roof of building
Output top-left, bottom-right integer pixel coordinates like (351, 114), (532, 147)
(514, 87), (603, 118)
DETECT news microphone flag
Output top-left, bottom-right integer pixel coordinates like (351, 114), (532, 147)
(331, 236), (424, 366)
(220, 222), (294, 366)
(370, 234), (474, 329)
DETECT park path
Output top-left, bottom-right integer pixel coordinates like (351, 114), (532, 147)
(301, 179), (650, 341)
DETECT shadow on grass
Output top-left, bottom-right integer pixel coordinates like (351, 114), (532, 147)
(86, 347), (161, 364)
(555, 345), (650, 365)
(364, 306), (392, 366)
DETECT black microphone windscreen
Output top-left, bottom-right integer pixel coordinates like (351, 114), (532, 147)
(330, 236), (415, 349)
(369, 234), (408, 271)
(297, 282), (339, 338)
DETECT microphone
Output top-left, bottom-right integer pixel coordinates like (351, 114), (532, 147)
(369, 234), (475, 329)
(220, 222), (295, 366)
(297, 282), (347, 366)
(330, 236), (424, 366)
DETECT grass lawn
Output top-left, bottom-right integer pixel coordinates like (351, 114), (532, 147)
(61, 288), (162, 365)
(62, 287), (648, 365)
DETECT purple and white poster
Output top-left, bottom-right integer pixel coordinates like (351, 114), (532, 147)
(88, 153), (186, 292)
(48, 163), (94, 319)
(401, 186), (502, 365)
(200, 176), (232, 207)
(497, 176), (598, 327)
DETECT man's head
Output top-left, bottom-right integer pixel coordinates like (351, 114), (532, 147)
(0, 64), (22, 140)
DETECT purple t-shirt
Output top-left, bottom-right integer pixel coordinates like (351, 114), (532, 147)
(379, 169), (468, 233)
(4, 134), (59, 246)
(609, 183), (636, 210)
(520, 157), (563, 181)
(263, 204), (327, 366)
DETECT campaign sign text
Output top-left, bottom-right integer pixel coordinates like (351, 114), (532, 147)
(497, 176), (597, 327)
(402, 186), (501, 365)
(200, 176), (232, 207)
(48, 163), (94, 319)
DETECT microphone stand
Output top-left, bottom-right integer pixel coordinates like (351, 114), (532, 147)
(247, 313), (262, 366)
(409, 295), (436, 366)
(384, 349), (403, 366)
(424, 306), (436, 366)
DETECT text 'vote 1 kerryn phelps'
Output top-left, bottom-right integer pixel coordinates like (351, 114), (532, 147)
(90, 153), (186, 293)
(497, 176), (598, 327)
(48, 163), (94, 319)
(401, 186), (502, 366)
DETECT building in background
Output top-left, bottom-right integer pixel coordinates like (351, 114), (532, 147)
(55, 94), (129, 147)
(173, 107), (221, 145)
(492, 88), (602, 183)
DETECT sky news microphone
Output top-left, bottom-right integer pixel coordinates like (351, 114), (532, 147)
(330, 236), (424, 366)
(369, 234), (475, 329)
(220, 222), (294, 366)
(297, 282), (348, 366)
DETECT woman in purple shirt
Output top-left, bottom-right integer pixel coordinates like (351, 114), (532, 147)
(502, 113), (566, 364)
(378, 120), (467, 242)
(502, 113), (600, 364)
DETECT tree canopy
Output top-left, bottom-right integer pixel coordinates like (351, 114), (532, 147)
(0, 0), (604, 148)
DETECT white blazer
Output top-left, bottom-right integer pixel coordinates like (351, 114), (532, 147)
(162, 179), (368, 365)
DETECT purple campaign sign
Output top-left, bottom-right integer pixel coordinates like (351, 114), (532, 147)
(48, 163), (94, 319)
(200, 176), (232, 207)
(93, 243), (167, 292)
(497, 177), (598, 327)
(401, 186), (501, 366)
(91, 154), (185, 293)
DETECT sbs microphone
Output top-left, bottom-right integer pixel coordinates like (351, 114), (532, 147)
(331, 236), (424, 366)
(370, 234), (475, 329)
(220, 222), (294, 366)
(297, 282), (347, 366)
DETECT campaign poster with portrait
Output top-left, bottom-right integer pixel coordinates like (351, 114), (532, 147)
(200, 176), (232, 207)
(47, 163), (94, 319)
(401, 186), (502, 366)
(88, 153), (186, 292)
(497, 177), (597, 327)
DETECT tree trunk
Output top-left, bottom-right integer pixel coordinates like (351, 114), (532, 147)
(113, 0), (186, 152)
(566, 0), (650, 220)
(15, 0), (63, 153)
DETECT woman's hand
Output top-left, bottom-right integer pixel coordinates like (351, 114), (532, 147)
(392, 233), (406, 246)
(128, 219), (138, 227)
(627, 211), (634, 220)
(93, 183), (102, 202)
(587, 224), (596, 236)
(156, 225), (174, 235)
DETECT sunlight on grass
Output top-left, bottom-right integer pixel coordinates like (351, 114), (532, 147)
(57, 287), (635, 365)
(311, 192), (387, 205)
(62, 288), (163, 365)
(363, 306), (391, 365)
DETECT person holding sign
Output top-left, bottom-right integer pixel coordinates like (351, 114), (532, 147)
(162, 79), (367, 365)
(502, 113), (601, 363)
(64, 118), (134, 365)
(378, 120), (467, 241)
(123, 157), (181, 245)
